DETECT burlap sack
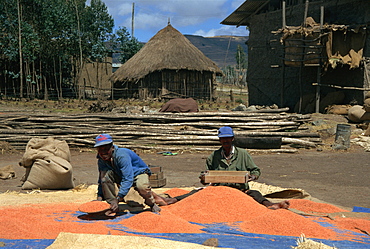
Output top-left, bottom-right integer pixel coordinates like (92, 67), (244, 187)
(0, 165), (16, 180)
(365, 124), (370, 136)
(21, 156), (74, 190)
(47, 232), (233, 249)
(326, 105), (351, 115)
(363, 98), (370, 112)
(19, 137), (71, 167)
(348, 105), (370, 122)
(320, 91), (345, 113)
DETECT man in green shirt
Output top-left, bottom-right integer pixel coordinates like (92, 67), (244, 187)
(175, 126), (290, 209)
(203, 126), (290, 209)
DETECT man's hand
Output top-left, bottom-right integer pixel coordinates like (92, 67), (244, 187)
(151, 203), (161, 213)
(110, 198), (119, 213)
(199, 171), (207, 185)
(96, 196), (103, 201)
(247, 174), (257, 182)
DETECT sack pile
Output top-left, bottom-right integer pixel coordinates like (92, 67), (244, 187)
(19, 137), (74, 190)
(347, 92), (370, 123)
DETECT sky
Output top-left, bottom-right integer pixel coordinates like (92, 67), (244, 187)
(101, 0), (249, 42)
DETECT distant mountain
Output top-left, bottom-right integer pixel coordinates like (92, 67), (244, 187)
(184, 35), (249, 69)
(112, 35), (249, 69)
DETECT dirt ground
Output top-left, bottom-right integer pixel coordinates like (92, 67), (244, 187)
(0, 103), (369, 210)
(0, 144), (369, 210)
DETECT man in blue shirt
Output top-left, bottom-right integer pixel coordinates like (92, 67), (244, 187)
(94, 134), (175, 214)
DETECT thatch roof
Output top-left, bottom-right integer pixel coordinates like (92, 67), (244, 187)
(110, 24), (223, 82)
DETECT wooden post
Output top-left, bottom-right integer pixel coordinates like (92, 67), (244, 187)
(131, 3), (135, 37)
(17, 0), (23, 98)
(111, 80), (114, 100)
(315, 5), (324, 113)
(281, 63), (285, 108)
(230, 89), (234, 103)
(303, 0), (309, 27)
(282, 1), (286, 28)
(209, 79), (212, 100)
(299, 65), (303, 113)
(281, 0), (286, 108)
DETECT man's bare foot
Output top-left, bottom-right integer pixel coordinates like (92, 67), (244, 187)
(154, 196), (178, 206)
(162, 197), (178, 205)
(154, 198), (168, 206)
(268, 200), (290, 210)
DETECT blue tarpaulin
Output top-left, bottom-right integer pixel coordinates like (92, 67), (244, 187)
(352, 206), (370, 213)
(1, 208), (369, 249)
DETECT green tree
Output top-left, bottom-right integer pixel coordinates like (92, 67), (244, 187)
(235, 44), (247, 70)
(0, 0), (115, 100)
(0, 0), (19, 97)
(83, 0), (114, 61)
(112, 26), (143, 63)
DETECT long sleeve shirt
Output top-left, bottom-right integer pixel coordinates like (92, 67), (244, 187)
(97, 145), (150, 198)
(205, 146), (261, 190)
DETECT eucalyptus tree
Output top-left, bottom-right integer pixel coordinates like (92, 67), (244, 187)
(83, 0), (114, 61)
(235, 44), (247, 70)
(0, 0), (114, 100)
(20, 0), (72, 99)
(112, 26), (143, 64)
(80, 0), (114, 99)
(0, 0), (22, 97)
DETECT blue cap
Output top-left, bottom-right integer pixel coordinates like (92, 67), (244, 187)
(94, 134), (113, 147)
(218, 126), (234, 138)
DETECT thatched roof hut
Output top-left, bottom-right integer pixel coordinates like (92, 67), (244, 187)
(110, 24), (222, 100)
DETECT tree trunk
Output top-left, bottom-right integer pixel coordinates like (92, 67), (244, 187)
(17, 0), (23, 98)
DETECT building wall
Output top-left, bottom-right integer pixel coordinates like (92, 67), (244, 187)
(115, 70), (215, 100)
(247, 0), (370, 112)
(78, 57), (112, 99)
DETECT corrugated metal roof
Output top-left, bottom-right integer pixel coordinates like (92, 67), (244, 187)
(221, 0), (270, 27)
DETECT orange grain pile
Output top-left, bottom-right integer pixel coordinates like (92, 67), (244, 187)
(78, 201), (110, 213)
(331, 218), (370, 233)
(0, 186), (369, 243)
(120, 209), (204, 233)
(237, 209), (338, 239)
(162, 186), (369, 241)
(164, 188), (190, 197)
(0, 203), (126, 239)
(164, 186), (268, 223)
(289, 199), (349, 214)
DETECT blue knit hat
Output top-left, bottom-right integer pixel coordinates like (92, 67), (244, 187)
(94, 134), (113, 147)
(218, 126), (234, 138)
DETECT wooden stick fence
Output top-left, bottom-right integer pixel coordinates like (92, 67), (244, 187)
(0, 110), (320, 153)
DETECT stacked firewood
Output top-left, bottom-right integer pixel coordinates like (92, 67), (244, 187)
(0, 108), (320, 153)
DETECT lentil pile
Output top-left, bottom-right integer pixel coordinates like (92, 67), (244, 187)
(78, 201), (110, 213)
(0, 186), (369, 245)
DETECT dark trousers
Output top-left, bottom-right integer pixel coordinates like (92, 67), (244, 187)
(174, 188), (268, 204)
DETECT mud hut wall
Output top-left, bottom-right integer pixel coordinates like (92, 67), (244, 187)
(160, 69), (213, 100)
(112, 82), (129, 99)
(138, 72), (162, 99)
(113, 70), (214, 100)
(79, 57), (112, 91)
(247, 0), (370, 110)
